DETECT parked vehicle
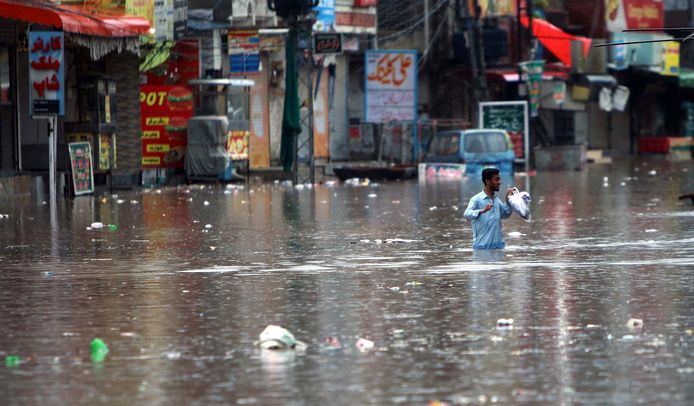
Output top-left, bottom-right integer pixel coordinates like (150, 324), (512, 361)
(419, 129), (515, 180)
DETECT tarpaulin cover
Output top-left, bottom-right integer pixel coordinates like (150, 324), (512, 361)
(520, 16), (591, 67)
(0, 0), (149, 38)
(184, 116), (230, 179)
(281, 29), (301, 172)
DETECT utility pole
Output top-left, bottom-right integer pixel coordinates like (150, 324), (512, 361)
(460, 0), (488, 115)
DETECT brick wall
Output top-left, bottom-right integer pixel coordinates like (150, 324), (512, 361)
(105, 52), (141, 186)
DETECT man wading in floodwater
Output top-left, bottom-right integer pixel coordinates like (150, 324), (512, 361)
(463, 168), (514, 249)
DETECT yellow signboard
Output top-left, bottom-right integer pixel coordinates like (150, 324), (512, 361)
(147, 144), (170, 153)
(142, 130), (160, 139)
(142, 157), (161, 165)
(126, 0), (154, 22)
(661, 41), (680, 77)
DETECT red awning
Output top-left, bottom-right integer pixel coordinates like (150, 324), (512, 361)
(520, 16), (591, 67)
(0, 0), (149, 38)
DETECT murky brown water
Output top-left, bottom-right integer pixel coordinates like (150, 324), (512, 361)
(1, 158), (694, 405)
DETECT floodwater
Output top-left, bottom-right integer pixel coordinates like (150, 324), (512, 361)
(1, 158), (694, 405)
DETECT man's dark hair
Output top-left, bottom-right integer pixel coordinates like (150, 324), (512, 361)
(482, 167), (499, 185)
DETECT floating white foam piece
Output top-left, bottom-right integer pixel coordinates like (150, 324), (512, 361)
(90, 222), (104, 229)
(627, 318), (644, 329)
(645, 229), (657, 233)
(204, 224), (213, 229)
(507, 231), (524, 238)
(648, 170), (657, 176)
(356, 338), (375, 350)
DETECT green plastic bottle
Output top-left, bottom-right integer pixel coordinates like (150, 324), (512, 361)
(90, 338), (109, 363)
(4, 355), (20, 367)
(108, 224), (118, 231)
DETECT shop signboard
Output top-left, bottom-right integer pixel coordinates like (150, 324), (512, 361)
(479, 101), (529, 162)
(29, 31), (64, 116)
(606, 0), (663, 33)
(229, 30), (260, 74)
(365, 50), (418, 123)
(661, 41), (680, 77)
(468, 0), (517, 17)
(139, 85), (193, 168)
(520, 60), (544, 117)
(314, 33), (342, 54)
(68, 142), (94, 196)
(313, 0), (336, 32)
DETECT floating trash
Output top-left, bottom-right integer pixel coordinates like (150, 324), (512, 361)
(627, 318), (644, 329)
(255, 325), (307, 351)
(90, 338), (109, 363)
(507, 231), (525, 238)
(356, 338), (375, 351)
(4, 355), (20, 367)
(497, 318), (514, 328)
(90, 222), (104, 229)
(323, 336), (341, 348)
(203, 201), (210, 206)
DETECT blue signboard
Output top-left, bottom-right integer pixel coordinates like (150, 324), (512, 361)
(313, 0), (335, 32)
(29, 31), (64, 116)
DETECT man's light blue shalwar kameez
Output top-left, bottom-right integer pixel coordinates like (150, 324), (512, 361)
(463, 191), (512, 249)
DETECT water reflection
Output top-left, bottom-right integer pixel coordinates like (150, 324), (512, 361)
(0, 159), (693, 404)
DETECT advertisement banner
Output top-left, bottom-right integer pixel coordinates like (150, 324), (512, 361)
(606, 0), (664, 33)
(229, 30), (260, 74)
(520, 60), (544, 117)
(68, 142), (94, 196)
(472, 0), (517, 17)
(313, 0), (336, 32)
(139, 85), (193, 168)
(29, 31), (64, 116)
(126, 0), (153, 23)
(661, 41), (680, 76)
(228, 130), (249, 161)
(365, 50), (418, 123)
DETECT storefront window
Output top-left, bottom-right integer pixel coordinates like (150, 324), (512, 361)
(0, 47), (9, 103)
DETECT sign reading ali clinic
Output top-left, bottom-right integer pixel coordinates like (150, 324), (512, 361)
(29, 31), (64, 116)
(606, 0), (663, 32)
(365, 50), (418, 123)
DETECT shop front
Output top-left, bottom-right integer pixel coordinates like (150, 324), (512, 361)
(0, 0), (149, 195)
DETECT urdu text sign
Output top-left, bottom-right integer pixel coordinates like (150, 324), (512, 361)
(29, 31), (64, 116)
(365, 50), (418, 123)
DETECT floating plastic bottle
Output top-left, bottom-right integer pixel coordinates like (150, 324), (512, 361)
(90, 338), (109, 363)
(4, 355), (20, 367)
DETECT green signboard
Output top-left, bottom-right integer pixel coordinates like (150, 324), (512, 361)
(520, 60), (544, 117)
(68, 142), (94, 196)
(479, 101), (529, 162)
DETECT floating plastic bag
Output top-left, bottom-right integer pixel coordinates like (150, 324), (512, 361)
(508, 187), (532, 221)
(256, 325), (307, 351)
